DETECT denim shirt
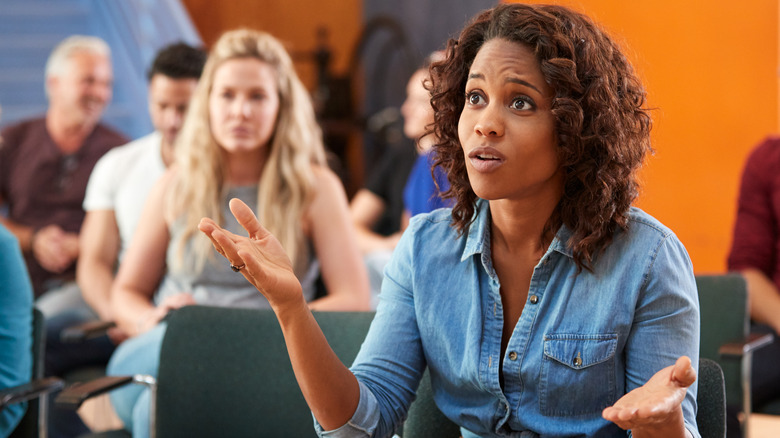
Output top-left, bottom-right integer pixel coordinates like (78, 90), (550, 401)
(317, 201), (700, 438)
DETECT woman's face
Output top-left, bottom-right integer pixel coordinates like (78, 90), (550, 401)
(209, 58), (280, 154)
(457, 38), (561, 203)
(400, 69), (434, 143)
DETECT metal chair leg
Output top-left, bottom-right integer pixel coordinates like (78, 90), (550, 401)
(132, 375), (157, 438)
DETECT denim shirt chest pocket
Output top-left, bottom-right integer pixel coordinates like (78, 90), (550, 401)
(540, 333), (618, 417)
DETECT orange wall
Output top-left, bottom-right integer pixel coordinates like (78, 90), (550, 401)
(182, 0), (362, 90)
(511, 0), (779, 273)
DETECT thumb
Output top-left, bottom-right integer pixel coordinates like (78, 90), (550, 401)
(671, 356), (696, 388)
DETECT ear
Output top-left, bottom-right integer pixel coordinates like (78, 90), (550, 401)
(47, 75), (59, 96)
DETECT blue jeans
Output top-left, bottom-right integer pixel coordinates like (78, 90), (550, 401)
(107, 323), (167, 438)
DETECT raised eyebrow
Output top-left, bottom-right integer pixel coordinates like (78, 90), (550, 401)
(467, 72), (542, 94)
(506, 77), (541, 94)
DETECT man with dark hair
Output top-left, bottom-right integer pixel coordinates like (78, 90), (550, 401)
(43, 42), (205, 438)
(76, 42), (206, 332)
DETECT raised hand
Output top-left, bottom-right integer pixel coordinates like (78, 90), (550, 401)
(198, 198), (304, 310)
(602, 356), (696, 438)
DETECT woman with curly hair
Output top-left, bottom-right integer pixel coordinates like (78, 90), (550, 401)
(201, 4), (699, 437)
(106, 29), (370, 436)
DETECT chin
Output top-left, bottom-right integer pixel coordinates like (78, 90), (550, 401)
(222, 142), (262, 153)
(469, 179), (507, 201)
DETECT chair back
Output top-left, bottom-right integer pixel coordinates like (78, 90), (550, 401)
(155, 306), (374, 438)
(402, 369), (460, 438)
(696, 274), (748, 410)
(9, 307), (45, 438)
(697, 358), (727, 438)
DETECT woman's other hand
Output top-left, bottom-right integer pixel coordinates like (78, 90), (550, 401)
(198, 198), (304, 311)
(602, 356), (696, 438)
(135, 292), (196, 335)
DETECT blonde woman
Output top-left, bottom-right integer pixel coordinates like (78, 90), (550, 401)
(106, 29), (370, 436)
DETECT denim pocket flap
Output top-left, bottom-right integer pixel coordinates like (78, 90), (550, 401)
(543, 334), (618, 370)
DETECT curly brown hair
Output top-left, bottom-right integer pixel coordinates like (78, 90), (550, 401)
(430, 3), (652, 270)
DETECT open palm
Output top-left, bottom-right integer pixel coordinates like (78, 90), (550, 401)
(602, 356), (696, 436)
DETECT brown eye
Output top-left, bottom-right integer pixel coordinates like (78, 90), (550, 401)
(510, 96), (535, 111)
(466, 92), (484, 105)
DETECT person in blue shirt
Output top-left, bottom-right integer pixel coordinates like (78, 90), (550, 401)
(400, 58), (452, 222)
(0, 223), (33, 436)
(200, 4), (700, 438)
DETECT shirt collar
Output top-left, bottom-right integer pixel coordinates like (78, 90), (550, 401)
(461, 199), (574, 262)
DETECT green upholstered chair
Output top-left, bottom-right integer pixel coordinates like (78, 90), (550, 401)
(696, 274), (775, 437)
(400, 369), (459, 438)
(155, 306), (375, 437)
(697, 358), (727, 438)
(65, 306), (375, 438)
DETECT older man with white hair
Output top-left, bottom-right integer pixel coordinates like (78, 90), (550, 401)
(0, 35), (127, 305)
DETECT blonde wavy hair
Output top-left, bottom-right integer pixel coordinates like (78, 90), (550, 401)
(168, 29), (326, 273)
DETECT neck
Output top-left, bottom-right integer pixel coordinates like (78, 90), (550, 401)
(418, 134), (435, 153)
(223, 148), (268, 186)
(160, 137), (175, 167)
(46, 108), (94, 154)
(489, 191), (561, 257)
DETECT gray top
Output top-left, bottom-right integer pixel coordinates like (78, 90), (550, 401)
(156, 185), (319, 308)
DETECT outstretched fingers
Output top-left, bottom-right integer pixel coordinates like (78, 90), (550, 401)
(229, 198), (270, 240)
(602, 355), (695, 432)
(199, 218), (241, 263)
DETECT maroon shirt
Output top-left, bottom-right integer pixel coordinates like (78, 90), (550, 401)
(0, 117), (127, 296)
(728, 137), (780, 288)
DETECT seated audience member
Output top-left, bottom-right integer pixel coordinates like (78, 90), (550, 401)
(400, 59), (453, 226)
(41, 43), (206, 438)
(727, 136), (780, 431)
(349, 133), (416, 255)
(0, 35), (127, 308)
(202, 4), (701, 438)
(107, 29), (370, 437)
(0, 106), (34, 437)
(77, 43), (206, 331)
(349, 65), (438, 302)
(0, 223), (33, 436)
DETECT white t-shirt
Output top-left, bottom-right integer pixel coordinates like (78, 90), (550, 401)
(83, 132), (166, 259)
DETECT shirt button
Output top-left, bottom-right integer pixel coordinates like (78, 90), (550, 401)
(529, 295), (539, 304)
(573, 353), (583, 367)
(508, 351), (518, 361)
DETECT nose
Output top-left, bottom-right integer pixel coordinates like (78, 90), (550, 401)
(242, 101), (253, 118)
(474, 104), (504, 137)
(163, 108), (184, 131)
(232, 98), (253, 119)
(90, 81), (112, 103)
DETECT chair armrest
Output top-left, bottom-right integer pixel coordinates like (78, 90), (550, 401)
(55, 375), (134, 410)
(719, 332), (774, 357)
(0, 377), (64, 409)
(60, 320), (117, 343)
